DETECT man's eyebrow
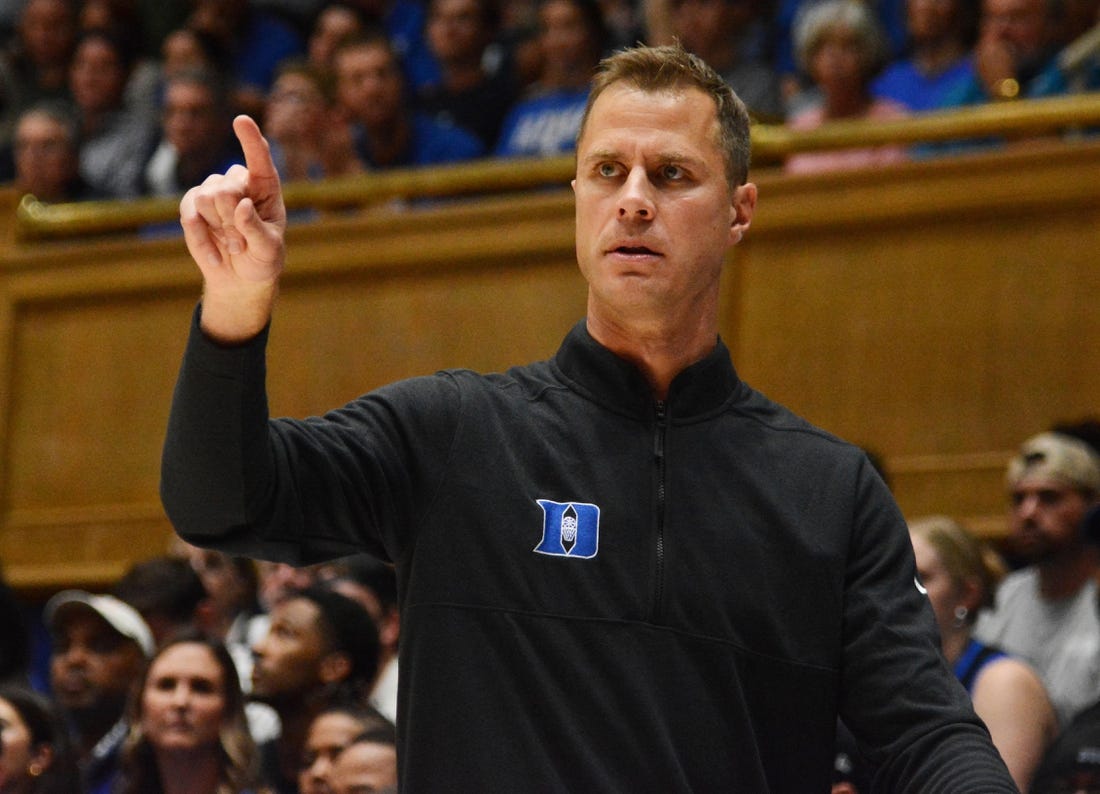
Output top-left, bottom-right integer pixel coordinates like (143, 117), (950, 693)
(580, 149), (705, 168)
(580, 147), (620, 164)
(654, 150), (706, 168)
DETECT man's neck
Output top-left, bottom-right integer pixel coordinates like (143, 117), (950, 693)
(1037, 546), (1098, 600)
(71, 708), (126, 760)
(366, 115), (410, 167)
(442, 59), (484, 92)
(586, 309), (719, 399)
(273, 699), (316, 784)
(913, 37), (967, 76)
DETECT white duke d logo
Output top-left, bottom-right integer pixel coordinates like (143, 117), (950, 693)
(533, 499), (600, 558)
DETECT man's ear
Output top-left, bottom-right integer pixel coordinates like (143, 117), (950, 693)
(319, 651), (352, 684)
(728, 182), (757, 246)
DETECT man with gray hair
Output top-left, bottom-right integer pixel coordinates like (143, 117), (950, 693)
(975, 431), (1100, 726)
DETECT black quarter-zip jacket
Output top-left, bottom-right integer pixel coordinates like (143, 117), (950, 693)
(161, 310), (1017, 793)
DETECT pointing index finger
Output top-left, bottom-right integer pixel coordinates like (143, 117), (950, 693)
(233, 114), (279, 186)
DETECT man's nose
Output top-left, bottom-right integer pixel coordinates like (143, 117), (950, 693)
(618, 167), (655, 220)
(1016, 494), (1039, 519)
(59, 644), (89, 666)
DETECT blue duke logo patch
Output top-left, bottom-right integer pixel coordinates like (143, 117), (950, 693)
(533, 500), (600, 558)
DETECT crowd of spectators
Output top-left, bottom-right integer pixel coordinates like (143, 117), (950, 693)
(0, 0), (1097, 201)
(0, 547), (400, 794)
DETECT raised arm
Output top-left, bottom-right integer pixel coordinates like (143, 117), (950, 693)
(179, 115), (287, 343)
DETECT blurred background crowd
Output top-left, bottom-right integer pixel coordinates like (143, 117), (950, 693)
(1, 0), (1099, 204)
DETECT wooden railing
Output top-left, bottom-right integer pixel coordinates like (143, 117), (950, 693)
(1, 95), (1098, 594)
(10, 92), (1100, 240)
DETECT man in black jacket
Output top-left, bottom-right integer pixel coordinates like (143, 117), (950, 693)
(163, 43), (1017, 792)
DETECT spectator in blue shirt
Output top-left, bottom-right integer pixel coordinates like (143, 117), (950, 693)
(873, 0), (979, 111)
(494, 0), (606, 157)
(334, 32), (484, 168)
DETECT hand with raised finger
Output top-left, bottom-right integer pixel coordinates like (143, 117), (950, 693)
(180, 115), (288, 343)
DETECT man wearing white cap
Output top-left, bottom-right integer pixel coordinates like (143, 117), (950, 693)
(45, 589), (154, 794)
(975, 431), (1100, 727)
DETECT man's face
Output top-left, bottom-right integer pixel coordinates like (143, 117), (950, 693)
(163, 82), (221, 158)
(981, 0), (1049, 61)
(538, 0), (594, 69)
(257, 561), (318, 611)
(251, 597), (327, 703)
(14, 112), (76, 201)
(427, 0), (487, 65)
(334, 44), (404, 130)
(1007, 475), (1093, 563)
(908, 0), (962, 42)
(671, 0), (735, 57)
(572, 84), (754, 329)
(49, 610), (144, 717)
(266, 71), (328, 144)
(299, 712), (365, 794)
(19, 0), (75, 66)
(309, 6), (363, 71)
(69, 37), (126, 115)
(330, 740), (398, 794)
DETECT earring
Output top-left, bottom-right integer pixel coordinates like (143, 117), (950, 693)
(28, 763), (43, 777)
(952, 605), (969, 628)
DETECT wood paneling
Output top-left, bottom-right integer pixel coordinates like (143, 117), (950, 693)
(1, 140), (1097, 592)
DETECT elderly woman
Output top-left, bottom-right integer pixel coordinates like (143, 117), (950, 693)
(785, 0), (910, 173)
(117, 633), (266, 794)
(909, 515), (1059, 792)
(0, 685), (81, 794)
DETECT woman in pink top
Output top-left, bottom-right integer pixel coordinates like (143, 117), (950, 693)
(785, 0), (910, 174)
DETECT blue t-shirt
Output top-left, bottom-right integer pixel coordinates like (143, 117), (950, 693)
(494, 87), (589, 158)
(387, 0), (442, 91)
(357, 113), (485, 169)
(873, 56), (976, 112)
(234, 11), (305, 93)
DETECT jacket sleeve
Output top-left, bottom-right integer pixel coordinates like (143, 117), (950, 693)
(839, 457), (1019, 793)
(160, 304), (460, 566)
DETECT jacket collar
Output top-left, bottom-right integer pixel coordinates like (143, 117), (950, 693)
(552, 321), (745, 421)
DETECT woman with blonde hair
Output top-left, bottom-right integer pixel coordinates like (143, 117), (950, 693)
(909, 515), (1058, 791)
(117, 631), (267, 794)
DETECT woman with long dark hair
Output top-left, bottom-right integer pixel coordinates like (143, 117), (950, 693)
(0, 685), (82, 794)
(117, 632), (266, 794)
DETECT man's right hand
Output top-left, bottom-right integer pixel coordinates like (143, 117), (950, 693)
(180, 114), (287, 343)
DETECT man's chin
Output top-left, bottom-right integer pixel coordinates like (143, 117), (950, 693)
(1004, 535), (1050, 565)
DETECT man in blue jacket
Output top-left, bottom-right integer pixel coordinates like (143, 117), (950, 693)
(163, 43), (1017, 791)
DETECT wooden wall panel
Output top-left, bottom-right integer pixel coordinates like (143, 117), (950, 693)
(726, 141), (1100, 536)
(1, 140), (1098, 592)
(0, 194), (583, 592)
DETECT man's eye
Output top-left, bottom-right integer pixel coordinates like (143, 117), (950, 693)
(661, 165), (683, 180)
(597, 163), (618, 177)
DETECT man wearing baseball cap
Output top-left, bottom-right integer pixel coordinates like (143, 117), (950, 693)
(974, 431), (1100, 727)
(45, 589), (154, 794)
